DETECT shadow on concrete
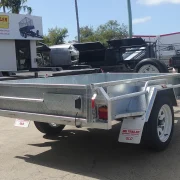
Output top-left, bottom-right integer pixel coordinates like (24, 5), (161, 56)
(16, 123), (180, 180)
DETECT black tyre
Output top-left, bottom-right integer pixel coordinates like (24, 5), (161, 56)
(135, 58), (169, 73)
(141, 95), (174, 151)
(34, 122), (65, 135)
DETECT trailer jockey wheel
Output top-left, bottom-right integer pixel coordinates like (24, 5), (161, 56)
(135, 58), (169, 73)
(24, 33), (27, 38)
(34, 121), (65, 135)
(141, 95), (174, 151)
(36, 30), (39, 36)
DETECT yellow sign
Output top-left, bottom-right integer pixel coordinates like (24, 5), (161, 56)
(0, 15), (9, 29)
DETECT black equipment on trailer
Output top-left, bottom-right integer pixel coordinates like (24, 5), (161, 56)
(73, 38), (168, 73)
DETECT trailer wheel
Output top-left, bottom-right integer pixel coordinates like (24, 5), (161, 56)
(141, 96), (174, 151)
(135, 59), (169, 73)
(34, 122), (65, 135)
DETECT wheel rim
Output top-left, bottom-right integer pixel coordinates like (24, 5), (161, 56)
(138, 64), (160, 73)
(157, 104), (172, 143)
(49, 123), (60, 128)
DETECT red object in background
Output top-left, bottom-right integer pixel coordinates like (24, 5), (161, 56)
(98, 106), (108, 120)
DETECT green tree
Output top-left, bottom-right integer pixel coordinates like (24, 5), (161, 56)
(0, 0), (9, 13)
(77, 20), (129, 45)
(96, 20), (128, 44)
(8, 0), (32, 14)
(43, 27), (68, 46)
(79, 26), (97, 43)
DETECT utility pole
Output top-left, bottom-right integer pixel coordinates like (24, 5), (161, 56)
(75, 0), (80, 43)
(127, 0), (132, 38)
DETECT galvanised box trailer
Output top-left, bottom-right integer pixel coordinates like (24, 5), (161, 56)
(0, 73), (180, 151)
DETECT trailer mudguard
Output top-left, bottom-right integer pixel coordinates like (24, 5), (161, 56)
(118, 86), (177, 144)
(119, 116), (145, 144)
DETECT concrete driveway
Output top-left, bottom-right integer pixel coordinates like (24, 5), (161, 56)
(0, 111), (180, 180)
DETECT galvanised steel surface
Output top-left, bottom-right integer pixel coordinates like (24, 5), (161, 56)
(0, 73), (179, 129)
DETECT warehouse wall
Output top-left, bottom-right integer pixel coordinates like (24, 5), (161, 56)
(30, 40), (37, 68)
(0, 40), (17, 71)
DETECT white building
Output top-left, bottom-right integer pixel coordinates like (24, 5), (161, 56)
(134, 32), (180, 44)
(0, 13), (43, 72)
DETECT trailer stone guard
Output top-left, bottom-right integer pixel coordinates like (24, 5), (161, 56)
(0, 73), (180, 151)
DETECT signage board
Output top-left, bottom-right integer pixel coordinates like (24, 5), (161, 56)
(0, 13), (43, 40)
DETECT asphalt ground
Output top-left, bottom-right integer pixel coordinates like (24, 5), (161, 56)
(0, 106), (180, 180)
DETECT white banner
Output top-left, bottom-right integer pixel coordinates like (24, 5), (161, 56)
(0, 13), (43, 40)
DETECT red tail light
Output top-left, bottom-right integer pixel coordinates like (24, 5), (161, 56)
(98, 106), (108, 120)
(91, 94), (97, 109)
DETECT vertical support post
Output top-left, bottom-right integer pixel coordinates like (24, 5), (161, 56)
(75, 0), (80, 43)
(127, 0), (133, 38)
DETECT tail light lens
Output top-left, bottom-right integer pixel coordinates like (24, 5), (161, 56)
(91, 94), (97, 109)
(98, 106), (108, 120)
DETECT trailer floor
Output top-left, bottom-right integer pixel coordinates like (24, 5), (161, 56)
(0, 106), (180, 180)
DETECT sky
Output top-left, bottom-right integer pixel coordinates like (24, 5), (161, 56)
(27, 0), (180, 40)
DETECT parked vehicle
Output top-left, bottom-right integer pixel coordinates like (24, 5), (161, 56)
(0, 73), (180, 151)
(36, 32), (180, 73)
(73, 38), (169, 73)
(169, 55), (180, 72)
(167, 44), (180, 72)
(36, 37), (180, 73)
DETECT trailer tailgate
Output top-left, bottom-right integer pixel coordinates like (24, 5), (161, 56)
(0, 82), (88, 124)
